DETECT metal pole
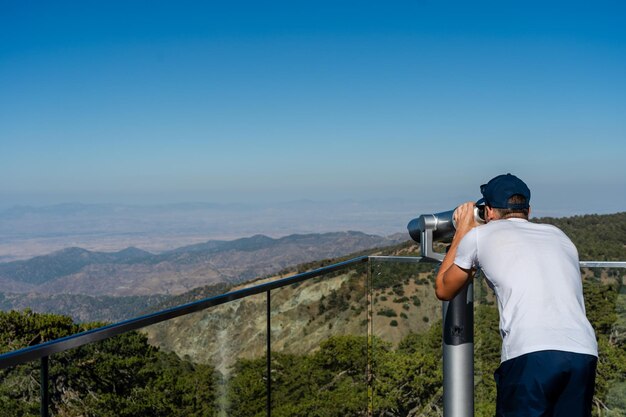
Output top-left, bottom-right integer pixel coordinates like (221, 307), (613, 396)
(40, 356), (49, 417)
(442, 283), (474, 417)
(266, 290), (271, 417)
(418, 223), (474, 417)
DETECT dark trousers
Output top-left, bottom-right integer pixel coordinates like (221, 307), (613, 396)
(495, 350), (597, 417)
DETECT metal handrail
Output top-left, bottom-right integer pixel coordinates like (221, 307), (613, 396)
(579, 261), (626, 268)
(0, 255), (369, 369)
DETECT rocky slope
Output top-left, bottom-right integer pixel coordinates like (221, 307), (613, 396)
(143, 243), (441, 375)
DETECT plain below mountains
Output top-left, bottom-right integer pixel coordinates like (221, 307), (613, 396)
(0, 231), (406, 297)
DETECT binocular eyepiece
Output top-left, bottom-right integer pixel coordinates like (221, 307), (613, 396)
(407, 205), (485, 260)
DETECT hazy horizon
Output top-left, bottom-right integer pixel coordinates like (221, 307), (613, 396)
(2, 1), (624, 243)
(0, 197), (623, 263)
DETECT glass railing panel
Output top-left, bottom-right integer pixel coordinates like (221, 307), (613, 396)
(369, 257), (443, 416)
(0, 361), (42, 416)
(143, 294), (267, 416)
(0, 330), (209, 416)
(57, 331), (204, 416)
(0, 309), (100, 416)
(269, 262), (369, 416)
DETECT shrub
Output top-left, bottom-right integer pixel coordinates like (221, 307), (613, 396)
(377, 308), (397, 317)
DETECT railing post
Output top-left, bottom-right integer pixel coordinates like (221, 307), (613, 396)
(266, 290), (271, 417)
(40, 356), (49, 417)
(367, 257), (373, 417)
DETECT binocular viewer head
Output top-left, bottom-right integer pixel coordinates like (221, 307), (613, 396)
(407, 205), (485, 261)
(407, 210), (456, 244)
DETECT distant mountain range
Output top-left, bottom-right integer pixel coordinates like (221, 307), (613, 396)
(0, 231), (406, 298)
(0, 201), (425, 262)
(1, 211), (623, 324)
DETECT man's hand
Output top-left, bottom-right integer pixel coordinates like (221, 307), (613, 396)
(435, 201), (479, 300)
(453, 201), (480, 235)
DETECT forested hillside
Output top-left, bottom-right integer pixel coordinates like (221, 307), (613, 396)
(1, 267), (623, 416)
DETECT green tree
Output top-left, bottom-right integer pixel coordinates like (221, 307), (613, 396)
(0, 310), (219, 417)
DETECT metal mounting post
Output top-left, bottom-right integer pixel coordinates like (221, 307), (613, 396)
(409, 211), (474, 417)
(442, 283), (474, 417)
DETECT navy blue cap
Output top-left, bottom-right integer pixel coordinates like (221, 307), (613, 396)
(477, 173), (531, 209)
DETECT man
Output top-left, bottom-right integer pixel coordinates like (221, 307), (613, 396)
(435, 173), (598, 416)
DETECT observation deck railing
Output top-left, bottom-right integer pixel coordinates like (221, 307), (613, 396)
(0, 256), (624, 416)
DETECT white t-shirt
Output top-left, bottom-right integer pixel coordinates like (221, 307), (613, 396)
(454, 218), (598, 362)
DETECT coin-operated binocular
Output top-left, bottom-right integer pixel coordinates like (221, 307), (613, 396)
(407, 204), (484, 417)
(407, 206), (484, 261)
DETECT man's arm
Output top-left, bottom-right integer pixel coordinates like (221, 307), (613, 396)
(435, 202), (477, 301)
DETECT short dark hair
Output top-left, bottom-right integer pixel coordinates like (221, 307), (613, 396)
(491, 194), (529, 219)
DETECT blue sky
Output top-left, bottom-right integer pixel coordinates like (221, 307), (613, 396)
(1, 1), (625, 216)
